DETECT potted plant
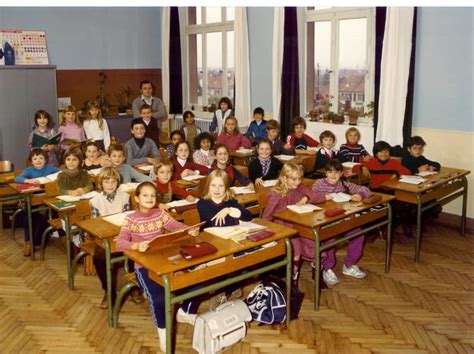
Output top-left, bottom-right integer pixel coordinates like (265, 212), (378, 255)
(346, 107), (362, 125)
(327, 111), (337, 124)
(333, 111), (344, 124)
(115, 85), (133, 114)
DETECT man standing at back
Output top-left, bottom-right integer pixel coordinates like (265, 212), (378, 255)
(132, 80), (167, 143)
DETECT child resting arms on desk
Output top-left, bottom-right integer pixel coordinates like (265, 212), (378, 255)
(115, 182), (200, 352)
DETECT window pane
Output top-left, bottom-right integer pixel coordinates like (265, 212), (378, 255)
(338, 18), (367, 112)
(188, 7), (202, 25)
(188, 34), (203, 105)
(307, 21), (331, 111)
(206, 7), (222, 24)
(206, 32), (222, 107)
(226, 7), (235, 21)
(227, 31), (234, 101)
(196, 7), (202, 25)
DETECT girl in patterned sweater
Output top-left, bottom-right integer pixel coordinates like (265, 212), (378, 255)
(115, 182), (200, 352)
(311, 159), (372, 285)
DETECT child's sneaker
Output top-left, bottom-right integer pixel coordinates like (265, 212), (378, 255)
(342, 264), (366, 279)
(322, 269), (340, 285)
(157, 327), (166, 352)
(176, 307), (197, 325)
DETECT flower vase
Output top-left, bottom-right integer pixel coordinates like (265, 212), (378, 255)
(348, 116), (358, 125)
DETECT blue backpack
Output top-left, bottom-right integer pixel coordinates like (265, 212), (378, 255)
(245, 280), (286, 324)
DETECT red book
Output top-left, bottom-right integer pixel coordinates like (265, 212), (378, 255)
(15, 183), (40, 191)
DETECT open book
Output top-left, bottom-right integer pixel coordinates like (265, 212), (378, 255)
(166, 199), (199, 208)
(230, 186), (254, 195)
(136, 164), (154, 172)
(31, 132), (62, 148)
(274, 155), (295, 161)
(87, 168), (103, 176)
(329, 192), (352, 203)
(342, 162), (361, 169)
(236, 148), (254, 155)
(147, 222), (205, 247)
(261, 179), (278, 188)
(417, 171), (437, 177)
(205, 221), (267, 240)
(399, 175), (426, 185)
(34, 171), (61, 184)
(182, 174), (206, 181)
(103, 210), (135, 226)
(118, 182), (140, 192)
(56, 191), (99, 202)
(287, 204), (322, 214)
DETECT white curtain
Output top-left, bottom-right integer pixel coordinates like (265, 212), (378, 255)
(272, 8), (285, 122)
(161, 7), (170, 110)
(178, 7), (187, 110)
(234, 8), (251, 128)
(376, 7), (415, 145)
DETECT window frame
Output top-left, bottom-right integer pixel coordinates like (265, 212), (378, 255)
(184, 7), (234, 110)
(303, 7), (375, 114)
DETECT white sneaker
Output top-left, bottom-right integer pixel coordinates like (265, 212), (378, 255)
(157, 327), (166, 352)
(322, 269), (340, 285)
(176, 307), (197, 325)
(342, 264), (366, 279)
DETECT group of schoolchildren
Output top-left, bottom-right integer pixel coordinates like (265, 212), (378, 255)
(13, 95), (441, 352)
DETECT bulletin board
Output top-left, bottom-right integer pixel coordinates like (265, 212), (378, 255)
(0, 29), (49, 65)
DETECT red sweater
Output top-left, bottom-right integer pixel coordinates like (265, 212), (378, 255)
(287, 133), (319, 148)
(356, 158), (411, 189)
(155, 179), (191, 199)
(172, 159), (208, 180)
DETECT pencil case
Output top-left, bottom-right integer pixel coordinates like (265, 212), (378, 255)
(324, 208), (346, 217)
(180, 241), (218, 259)
(246, 230), (275, 242)
(362, 195), (382, 204)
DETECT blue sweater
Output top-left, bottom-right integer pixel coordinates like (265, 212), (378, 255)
(197, 198), (253, 230)
(244, 120), (268, 144)
(14, 164), (61, 183)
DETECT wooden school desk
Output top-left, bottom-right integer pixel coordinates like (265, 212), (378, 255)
(76, 217), (123, 326)
(122, 219), (297, 354)
(380, 167), (470, 262)
(273, 193), (394, 310)
(9, 183), (47, 260)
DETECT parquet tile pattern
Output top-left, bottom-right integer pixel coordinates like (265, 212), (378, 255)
(0, 218), (472, 353)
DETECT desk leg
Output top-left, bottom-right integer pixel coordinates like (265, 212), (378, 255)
(461, 176), (468, 236)
(285, 238), (292, 326)
(415, 195), (422, 262)
(25, 194), (35, 261)
(385, 204), (393, 273)
(65, 213), (73, 289)
(313, 229), (321, 310)
(104, 239), (113, 327)
(163, 275), (172, 354)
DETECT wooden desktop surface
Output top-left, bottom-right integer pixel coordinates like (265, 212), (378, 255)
(124, 218), (296, 290)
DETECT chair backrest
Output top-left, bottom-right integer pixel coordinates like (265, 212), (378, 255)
(75, 200), (91, 219)
(45, 181), (60, 197)
(182, 208), (201, 226)
(301, 155), (316, 174)
(0, 160), (13, 173)
(129, 191), (137, 209)
(233, 165), (249, 178)
(159, 148), (169, 162)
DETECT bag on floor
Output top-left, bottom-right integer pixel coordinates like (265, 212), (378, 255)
(245, 280), (286, 324)
(192, 299), (251, 354)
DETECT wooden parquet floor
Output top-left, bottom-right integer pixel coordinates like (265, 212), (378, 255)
(0, 218), (473, 353)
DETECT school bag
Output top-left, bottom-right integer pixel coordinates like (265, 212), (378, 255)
(192, 299), (252, 354)
(244, 279), (287, 324)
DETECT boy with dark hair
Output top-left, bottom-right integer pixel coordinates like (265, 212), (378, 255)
(286, 116), (319, 153)
(266, 119), (294, 155)
(244, 107), (268, 145)
(315, 130), (340, 170)
(402, 136), (441, 174)
(125, 118), (161, 167)
(139, 104), (160, 147)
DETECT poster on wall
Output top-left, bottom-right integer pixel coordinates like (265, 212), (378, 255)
(0, 29), (49, 65)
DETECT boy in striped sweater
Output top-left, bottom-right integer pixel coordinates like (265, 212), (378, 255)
(339, 127), (370, 163)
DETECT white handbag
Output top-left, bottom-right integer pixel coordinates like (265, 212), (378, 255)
(192, 300), (252, 354)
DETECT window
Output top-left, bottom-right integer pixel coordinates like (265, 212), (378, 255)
(186, 7), (235, 109)
(304, 7), (374, 115)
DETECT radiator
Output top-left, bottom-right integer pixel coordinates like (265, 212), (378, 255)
(174, 115), (212, 132)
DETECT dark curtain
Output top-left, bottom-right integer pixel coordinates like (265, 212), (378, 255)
(402, 8), (417, 147)
(279, 7), (299, 139)
(169, 7), (183, 114)
(374, 7), (386, 145)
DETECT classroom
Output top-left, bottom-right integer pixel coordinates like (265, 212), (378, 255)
(0, 4), (472, 354)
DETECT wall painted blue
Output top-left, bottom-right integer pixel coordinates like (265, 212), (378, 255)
(0, 7), (162, 69)
(412, 7), (473, 131)
(247, 7), (274, 113)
